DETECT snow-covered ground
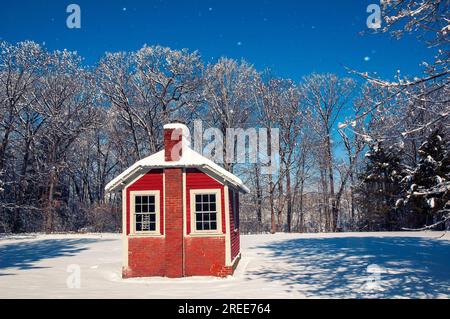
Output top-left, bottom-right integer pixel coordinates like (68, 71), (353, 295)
(0, 232), (449, 299)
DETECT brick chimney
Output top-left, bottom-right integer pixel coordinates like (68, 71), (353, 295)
(163, 123), (190, 277)
(163, 123), (190, 162)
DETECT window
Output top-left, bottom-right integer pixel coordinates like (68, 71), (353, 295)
(195, 194), (217, 231)
(190, 189), (222, 234)
(131, 191), (160, 235)
(231, 190), (239, 230)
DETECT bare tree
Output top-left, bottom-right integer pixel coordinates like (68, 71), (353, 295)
(32, 50), (98, 232)
(203, 58), (259, 172)
(0, 41), (44, 171)
(300, 74), (356, 232)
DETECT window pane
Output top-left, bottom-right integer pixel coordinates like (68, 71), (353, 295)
(194, 193), (220, 232)
(134, 195), (157, 233)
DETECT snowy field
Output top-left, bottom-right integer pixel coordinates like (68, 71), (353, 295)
(0, 232), (449, 299)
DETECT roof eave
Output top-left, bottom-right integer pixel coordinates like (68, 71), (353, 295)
(105, 164), (250, 194)
(198, 164), (250, 194)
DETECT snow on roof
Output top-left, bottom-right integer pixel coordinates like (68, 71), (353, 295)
(105, 145), (250, 194)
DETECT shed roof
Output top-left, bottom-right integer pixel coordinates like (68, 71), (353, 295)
(105, 145), (250, 194)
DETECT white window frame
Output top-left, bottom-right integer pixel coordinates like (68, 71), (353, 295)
(130, 190), (161, 236)
(190, 189), (223, 236)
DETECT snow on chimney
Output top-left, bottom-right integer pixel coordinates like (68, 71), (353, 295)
(163, 123), (190, 162)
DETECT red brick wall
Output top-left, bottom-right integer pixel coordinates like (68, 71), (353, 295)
(164, 168), (184, 278)
(183, 168), (231, 276)
(126, 170), (164, 235)
(124, 169), (165, 278)
(185, 168), (225, 235)
(124, 237), (165, 278)
(229, 189), (241, 260)
(184, 236), (226, 276)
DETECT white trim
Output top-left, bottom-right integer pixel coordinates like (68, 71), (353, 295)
(183, 169), (187, 237)
(224, 185), (232, 266)
(163, 171), (166, 236)
(231, 252), (241, 268)
(129, 190), (162, 237)
(189, 188), (223, 236)
(182, 168), (187, 277)
(122, 187), (128, 269)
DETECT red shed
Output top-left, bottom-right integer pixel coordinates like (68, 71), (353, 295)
(105, 123), (249, 278)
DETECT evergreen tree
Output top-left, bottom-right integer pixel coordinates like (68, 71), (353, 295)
(357, 141), (406, 230)
(402, 129), (450, 228)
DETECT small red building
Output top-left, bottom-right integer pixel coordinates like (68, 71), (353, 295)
(105, 123), (249, 278)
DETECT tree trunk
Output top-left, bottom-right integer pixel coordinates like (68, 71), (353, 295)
(267, 130), (276, 234)
(45, 170), (56, 234)
(286, 166), (292, 232)
(277, 169), (284, 231)
(326, 135), (337, 232)
(44, 144), (58, 234)
(297, 172), (305, 233)
(254, 164), (263, 231)
(0, 125), (13, 171)
(319, 166), (329, 231)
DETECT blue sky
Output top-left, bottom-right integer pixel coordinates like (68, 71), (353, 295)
(0, 0), (436, 81)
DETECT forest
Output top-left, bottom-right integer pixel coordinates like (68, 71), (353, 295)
(0, 0), (448, 234)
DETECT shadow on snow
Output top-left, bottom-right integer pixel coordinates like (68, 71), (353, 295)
(0, 238), (103, 275)
(248, 236), (450, 298)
